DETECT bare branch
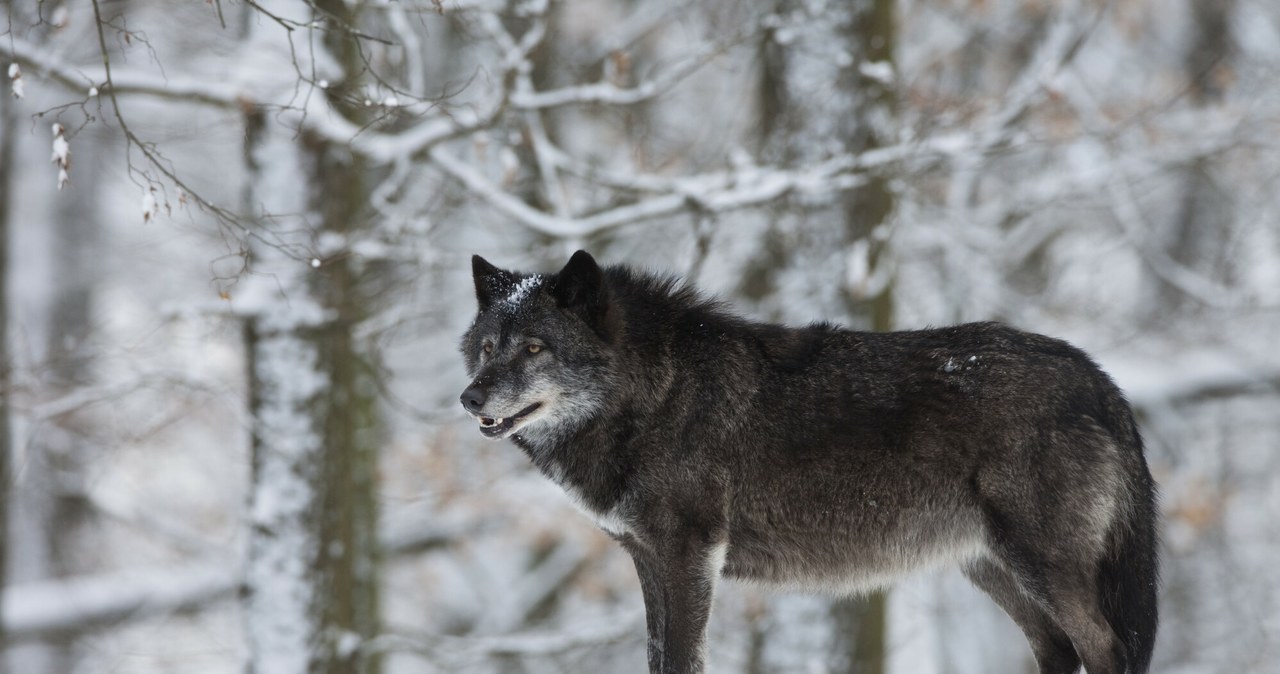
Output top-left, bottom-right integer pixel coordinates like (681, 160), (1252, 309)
(88, 0), (247, 232)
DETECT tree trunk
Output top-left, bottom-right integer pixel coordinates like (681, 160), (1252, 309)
(1, 63), (99, 674)
(749, 0), (896, 671)
(239, 3), (382, 673)
(0, 65), (16, 670)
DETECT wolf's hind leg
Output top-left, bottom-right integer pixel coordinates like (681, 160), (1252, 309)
(979, 516), (1127, 674)
(1037, 566), (1128, 674)
(964, 558), (1081, 674)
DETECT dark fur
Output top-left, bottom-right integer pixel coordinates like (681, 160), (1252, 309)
(460, 251), (1159, 674)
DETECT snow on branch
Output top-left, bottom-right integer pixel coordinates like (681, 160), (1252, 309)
(0, 520), (473, 644)
(1107, 176), (1245, 309)
(947, 0), (1100, 211)
(1, 563), (235, 644)
(369, 610), (645, 663)
(1102, 350), (1280, 412)
(1, 37), (239, 107)
(501, 16), (760, 121)
(975, 0), (1097, 150)
(0, 11), (530, 166)
(429, 132), (973, 237)
(473, 539), (591, 634)
(8, 62), (25, 99)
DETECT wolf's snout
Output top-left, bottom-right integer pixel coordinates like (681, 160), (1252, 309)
(460, 385), (488, 412)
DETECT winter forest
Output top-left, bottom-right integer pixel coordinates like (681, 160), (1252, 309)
(2, 0), (1279, 672)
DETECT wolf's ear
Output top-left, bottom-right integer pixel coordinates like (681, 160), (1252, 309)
(472, 255), (513, 311)
(552, 250), (603, 309)
(551, 250), (612, 333)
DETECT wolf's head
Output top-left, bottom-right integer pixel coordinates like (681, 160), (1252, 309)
(459, 250), (617, 442)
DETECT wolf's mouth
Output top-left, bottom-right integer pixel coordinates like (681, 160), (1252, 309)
(478, 402), (543, 438)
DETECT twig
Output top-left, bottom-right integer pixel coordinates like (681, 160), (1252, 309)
(89, 0), (246, 232)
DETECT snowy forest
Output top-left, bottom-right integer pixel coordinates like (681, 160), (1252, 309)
(2, 0), (1279, 672)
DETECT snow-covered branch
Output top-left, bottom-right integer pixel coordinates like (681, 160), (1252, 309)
(0, 34), (488, 162)
(1107, 176), (1244, 308)
(473, 539), (591, 634)
(947, 0), (1099, 211)
(370, 610), (645, 662)
(1103, 350), (1280, 412)
(0, 519), (472, 644)
(1, 563), (235, 644)
(429, 132), (973, 237)
(509, 38), (719, 110)
(1, 38), (240, 108)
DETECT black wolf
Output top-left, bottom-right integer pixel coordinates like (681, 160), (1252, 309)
(459, 251), (1158, 674)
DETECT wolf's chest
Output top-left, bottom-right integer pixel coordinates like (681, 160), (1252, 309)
(542, 461), (631, 537)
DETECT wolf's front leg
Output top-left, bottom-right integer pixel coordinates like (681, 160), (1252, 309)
(626, 536), (725, 674)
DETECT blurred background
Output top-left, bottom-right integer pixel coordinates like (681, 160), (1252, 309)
(2, 0), (1279, 672)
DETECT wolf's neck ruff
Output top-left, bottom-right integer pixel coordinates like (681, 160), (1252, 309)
(459, 250), (1159, 674)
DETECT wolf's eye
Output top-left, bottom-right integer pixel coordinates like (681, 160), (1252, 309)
(526, 344), (542, 354)
(482, 343), (493, 355)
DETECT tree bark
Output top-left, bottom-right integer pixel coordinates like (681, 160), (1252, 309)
(0, 64), (16, 671)
(239, 3), (383, 673)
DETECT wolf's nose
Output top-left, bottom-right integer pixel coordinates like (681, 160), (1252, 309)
(460, 385), (488, 412)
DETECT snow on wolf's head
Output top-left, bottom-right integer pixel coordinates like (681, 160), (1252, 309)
(459, 251), (616, 442)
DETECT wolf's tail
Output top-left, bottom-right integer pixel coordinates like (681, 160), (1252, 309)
(1097, 403), (1160, 674)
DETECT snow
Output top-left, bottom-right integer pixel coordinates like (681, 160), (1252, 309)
(243, 327), (329, 674)
(50, 124), (70, 190)
(1099, 348), (1280, 411)
(2, 564), (237, 642)
(859, 60), (894, 84)
(503, 274), (543, 307)
(9, 61), (24, 98)
(336, 630), (363, 658)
